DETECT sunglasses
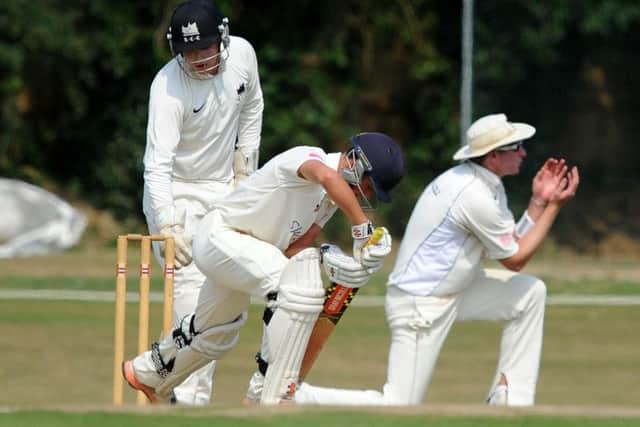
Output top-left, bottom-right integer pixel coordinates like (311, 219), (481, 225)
(496, 141), (524, 152)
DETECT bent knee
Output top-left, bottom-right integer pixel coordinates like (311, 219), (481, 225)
(529, 278), (547, 302)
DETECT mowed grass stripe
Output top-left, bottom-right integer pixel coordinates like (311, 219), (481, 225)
(2, 274), (639, 296)
(1, 301), (639, 408)
(2, 288), (640, 306)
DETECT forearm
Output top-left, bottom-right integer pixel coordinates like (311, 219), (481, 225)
(514, 197), (548, 239)
(236, 112), (262, 153)
(234, 100), (263, 182)
(144, 101), (181, 227)
(320, 175), (368, 225)
(143, 169), (175, 228)
(236, 73), (263, 152)
(502, 204), (560, 270)
(525, 196), (547, 222)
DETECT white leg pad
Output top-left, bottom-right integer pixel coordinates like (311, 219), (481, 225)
(191, 310), (248, 358)
(148, 311), (248, 398)
(261, 248), (325, 405)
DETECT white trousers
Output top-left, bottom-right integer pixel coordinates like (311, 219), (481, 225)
(296, 268), (546, 406)
(133, 210), (288, 398)
(143, 180), (233, 405)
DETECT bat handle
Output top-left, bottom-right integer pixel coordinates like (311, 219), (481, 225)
(323, 227), (385, 315)
(368, 227), (384, 246)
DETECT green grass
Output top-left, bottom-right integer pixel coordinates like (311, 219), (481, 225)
(1, 272), (638, 296)
(1, 247), (638, 295)
(1, 411), (638, 427)
(1, 249), (639, 425)
(1, 301), (639, 408)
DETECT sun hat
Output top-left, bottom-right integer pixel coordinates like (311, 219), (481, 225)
(453, 113), (536, 161)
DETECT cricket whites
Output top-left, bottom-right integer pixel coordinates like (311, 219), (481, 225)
(299, 227), (384, 380)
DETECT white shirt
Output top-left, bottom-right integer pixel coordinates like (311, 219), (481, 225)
(388, 162), (518, 297)
(143, 36), (263, 228)
(214, 147), (340, 251)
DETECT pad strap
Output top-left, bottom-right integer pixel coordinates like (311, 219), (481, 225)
(151, 342), (176, 378)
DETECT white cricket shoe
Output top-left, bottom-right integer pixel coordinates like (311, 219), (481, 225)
(241, 371), (264, 406)
(486, 384), (508, 406)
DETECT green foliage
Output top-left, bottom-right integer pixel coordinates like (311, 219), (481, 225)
(1, 1), (640, 246)
(0, 0), (460, 237)
(0, 0), (165, 216)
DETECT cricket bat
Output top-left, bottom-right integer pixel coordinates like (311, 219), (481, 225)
(299, 227), (384, 381)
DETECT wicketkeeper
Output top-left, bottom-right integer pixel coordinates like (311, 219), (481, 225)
(141, 0), (263, 405)
(123, 132), (405, 404)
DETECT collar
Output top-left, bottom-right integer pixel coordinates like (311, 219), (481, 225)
(466, 161), (502, 190)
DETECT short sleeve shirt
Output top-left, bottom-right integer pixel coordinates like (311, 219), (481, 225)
(214, 147), (339, 250)
(388, 162), (518, 297)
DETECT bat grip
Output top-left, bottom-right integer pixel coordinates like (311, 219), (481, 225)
(367, 227), (384, 246)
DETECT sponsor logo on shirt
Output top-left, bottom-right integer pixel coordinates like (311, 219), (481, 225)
(290, 220), (303, 238)
(193, 102), (205, 113)
(289, 220), (304, 242)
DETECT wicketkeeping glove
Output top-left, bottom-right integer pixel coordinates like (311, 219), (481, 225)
(361, 227), (392, 274)
(320, 244), (370, 288)
(351, 221), (374, 262)
(158, 208), (192, 269)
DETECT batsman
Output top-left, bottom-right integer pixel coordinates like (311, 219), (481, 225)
(123, 132), (405, 405)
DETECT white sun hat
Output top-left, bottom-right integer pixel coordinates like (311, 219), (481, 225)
(453, 113), (536, 161)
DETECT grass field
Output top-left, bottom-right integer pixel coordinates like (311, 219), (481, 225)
(0, 247), (639, 426)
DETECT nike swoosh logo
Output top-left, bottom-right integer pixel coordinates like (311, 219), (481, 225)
(193, 103), (205, 113)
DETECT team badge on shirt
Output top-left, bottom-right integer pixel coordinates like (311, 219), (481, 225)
(500, 233), (514, 246)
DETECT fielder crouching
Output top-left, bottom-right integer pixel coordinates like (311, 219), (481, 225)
(122, 132), (405, 404)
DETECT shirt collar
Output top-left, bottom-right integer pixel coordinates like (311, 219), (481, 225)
(466, 161), (502, 189)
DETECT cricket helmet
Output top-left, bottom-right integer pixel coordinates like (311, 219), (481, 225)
(166, 0), (229, 56)
(343, 132), (405, 205)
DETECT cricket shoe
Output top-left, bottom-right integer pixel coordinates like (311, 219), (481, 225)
(241, 371), (264, 406)
(486, 384), (508, 406)
(122, 360), (158, 404)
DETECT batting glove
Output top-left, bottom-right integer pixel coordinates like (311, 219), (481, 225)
(320, 244), (370, 288)
(351, 221), (374, 262)
(361, 227), (392, 274)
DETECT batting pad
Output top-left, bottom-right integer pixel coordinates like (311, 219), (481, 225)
(261, 248), (324, 405)
(154, 311), (248, 398)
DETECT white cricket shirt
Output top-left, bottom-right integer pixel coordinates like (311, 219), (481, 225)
(143, 36), (263, 227)
(388, 162), (518, 297)
(214, 147), (340, 251)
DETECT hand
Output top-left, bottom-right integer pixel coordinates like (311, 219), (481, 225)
(320, 244), (370, 288)
(531, 158), (568, 205)
(351, 221), (373, 262)
(159, 224), (192, 269)
(361, 227), (392, 274)
(159, 209), (192, 269)
(549, 165), (580, 207)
